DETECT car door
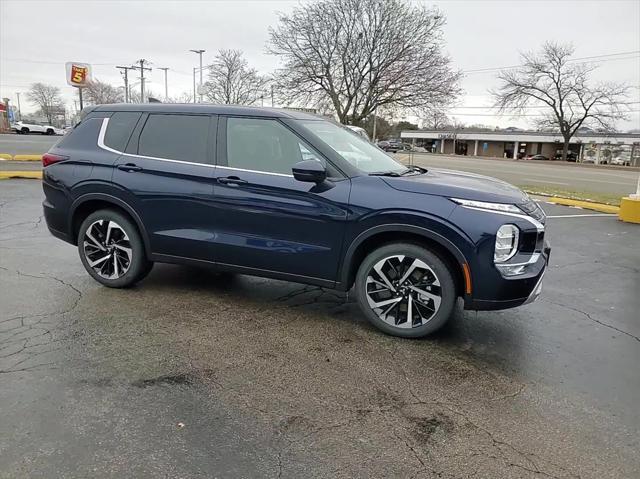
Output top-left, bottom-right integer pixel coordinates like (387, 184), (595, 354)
(211, 116), (351, 284)
(111, 112), (218, 261)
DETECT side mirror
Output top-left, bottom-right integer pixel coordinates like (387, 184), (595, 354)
(292, 159), (327, 184)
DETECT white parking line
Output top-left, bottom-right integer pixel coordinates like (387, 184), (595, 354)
(546, 214), (617, 218)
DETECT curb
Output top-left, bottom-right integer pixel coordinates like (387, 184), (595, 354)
(12, 154), (43, 161)
(0, 171), (43, 180)
(0, 153), (12, 161)
(547, 196), (620, 214)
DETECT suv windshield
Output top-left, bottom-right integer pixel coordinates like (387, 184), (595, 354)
(300, 120), (407, 175)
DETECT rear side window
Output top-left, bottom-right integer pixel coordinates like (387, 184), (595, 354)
(138, 114), (209, 164)
(104, 112), (141, 151)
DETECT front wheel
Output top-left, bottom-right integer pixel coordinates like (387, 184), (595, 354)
(46, 129), (54, 135)
(78, 209), (153, 288)
(355, 243), (457, 338)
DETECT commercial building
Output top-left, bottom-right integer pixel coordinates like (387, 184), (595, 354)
(400, 129), (640, 166)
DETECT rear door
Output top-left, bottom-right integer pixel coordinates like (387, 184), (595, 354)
(211, 116), (351, 283)
(110, 112), (218, 261)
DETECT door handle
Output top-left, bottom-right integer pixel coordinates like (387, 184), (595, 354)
(218, 176), (247, 186)
(117, 163), (142, 172)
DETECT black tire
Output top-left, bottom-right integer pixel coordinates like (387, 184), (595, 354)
(21, 128), (29, 134)
(355, 243), (456, 338)
(46, 129), (54, 135)
(77, 209), (153, 288)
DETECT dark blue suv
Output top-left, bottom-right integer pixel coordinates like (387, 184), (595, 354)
(42, 104), (549, 338)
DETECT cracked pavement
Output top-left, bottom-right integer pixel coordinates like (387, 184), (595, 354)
(1, 180), (639, 478)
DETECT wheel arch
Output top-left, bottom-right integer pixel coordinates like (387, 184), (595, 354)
(338, 224), (472, 298)
(69, 193), (150, 255)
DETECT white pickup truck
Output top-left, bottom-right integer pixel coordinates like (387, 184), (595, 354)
(11, 120), (64, 135)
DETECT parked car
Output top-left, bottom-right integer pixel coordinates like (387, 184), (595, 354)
(610, 156), (631, 166)
(377, 140), (404, 153)
(525, 154), (549, 161)
(344, 125), (369, 140)
(12, 120), (64, 135)
(553, 151), (577, 162)
(42, 104), (549, 338)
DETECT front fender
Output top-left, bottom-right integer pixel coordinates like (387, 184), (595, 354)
(338, 209), (474, 290)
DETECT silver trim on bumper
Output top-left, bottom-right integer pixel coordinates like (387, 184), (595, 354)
(523, 270), (545, 305)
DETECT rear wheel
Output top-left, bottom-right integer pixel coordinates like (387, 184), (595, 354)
(355, 243), (456, 338)
(21, 127), (29, 134)
(78, 209), (152, 288)
(46, 129), (54, 135)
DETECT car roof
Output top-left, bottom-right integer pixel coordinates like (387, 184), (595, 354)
(90, 103), (324, 120)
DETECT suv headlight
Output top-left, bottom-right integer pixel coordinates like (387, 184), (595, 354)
(451, 198), (522, 214)
(494, 224), (519, 263)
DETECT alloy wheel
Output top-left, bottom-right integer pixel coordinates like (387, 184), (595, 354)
(83, 220), (132, 279)
(365, 255), (442, 329)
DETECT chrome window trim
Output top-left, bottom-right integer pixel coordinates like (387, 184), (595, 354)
(216, 165), (293, 178)
(98, 117), (296, 178)
(462, 205), (545, 232)
(98, 117), (215, 168)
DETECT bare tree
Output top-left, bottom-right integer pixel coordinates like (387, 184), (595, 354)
(83, 79), (124, 105)
(26, 83), (63, 124)
(422, 109), (451, 130)
(492, 41), (631, 160)
(164, 91), (194, 103)
(267, 0), (461, 125)
(203, 49), (268, 105)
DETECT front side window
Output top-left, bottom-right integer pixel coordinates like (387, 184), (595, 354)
(138, 114), (209, 164)
(104, 112), (141, 151)
(226, 117), (326, 175)
(300, 120), (406, 174)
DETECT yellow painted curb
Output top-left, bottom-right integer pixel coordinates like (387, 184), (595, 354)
(548, 196), (619, 214)
(0, 171), (43, 180)
(12, 154), (43, 161)
(0, 153), (12, 160)
(618, 197), (640, 224)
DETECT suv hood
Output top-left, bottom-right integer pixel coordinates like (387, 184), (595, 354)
(382, 168), (529, 205)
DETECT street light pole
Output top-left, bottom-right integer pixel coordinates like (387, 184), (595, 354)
(193, 67), (197, 104)
(158, 67), (169, 100)
(189, 49), (205, 103)
(15, 92), (21, 120)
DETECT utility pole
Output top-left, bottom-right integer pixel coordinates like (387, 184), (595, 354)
(132, 59), (152, 102)
(116, 66), (135, 103)
(189, 49), (205, 103)
(15, 92), (21, 120)
(158, 67), (169, 100)
(271, 84), (274, 107)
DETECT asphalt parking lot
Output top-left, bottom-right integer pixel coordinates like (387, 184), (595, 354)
(1, 180), (639, 478)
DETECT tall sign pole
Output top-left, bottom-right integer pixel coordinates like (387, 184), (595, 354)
(66, 62), (92, 112)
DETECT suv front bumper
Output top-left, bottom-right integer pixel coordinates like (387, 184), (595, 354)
(465, 241), (550, 311)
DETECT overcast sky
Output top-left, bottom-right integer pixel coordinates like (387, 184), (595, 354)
(1, 0), (639, 130)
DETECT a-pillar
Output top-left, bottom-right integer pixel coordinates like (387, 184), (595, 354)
(440, 139), (445, 154)
(474, 140), (479, 156)
(513, 141), (519, 159)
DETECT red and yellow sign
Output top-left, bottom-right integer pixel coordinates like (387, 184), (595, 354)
(65, 62), (92, 88)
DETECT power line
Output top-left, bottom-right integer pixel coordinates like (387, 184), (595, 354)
(449, 101), (640, 110)
(462, 50), (640, 74)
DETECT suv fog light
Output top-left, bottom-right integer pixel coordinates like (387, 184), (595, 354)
(494, 224), (519, 263)
(495, 264), (526, 276)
